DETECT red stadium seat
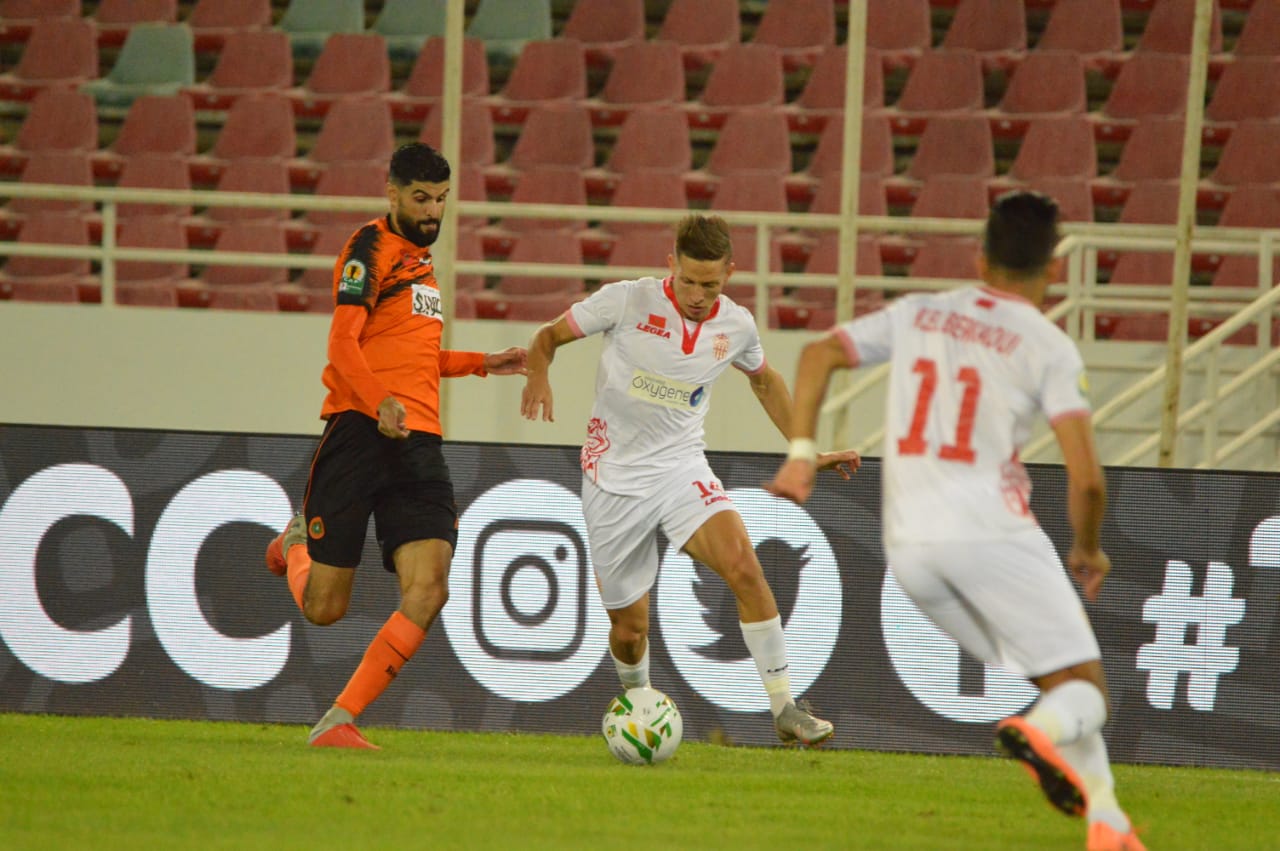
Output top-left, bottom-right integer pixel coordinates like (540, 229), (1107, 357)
(657, 0), (739, 70)
(93, 0), (177, 48)
(0, 16), (97, 101)
(188, 157), (292, 248)
(487, 39), (587, 125)
(786, 46), (885, 133)
(184, 29), (292, 111)
(941, 0), (1027, 71)
(1201, 119), (1280, 209)
(419, 99), (497, 171)
(1203, 57), (1280, 145)
(561, 0), (645, 66)
(0, 0), (81, 46)
(387, 37), (489, 123)
(290, 33), (392, 119)
(585, 40), (685, 127)
(787, 114), (893, 204)
(186, 0), (273, 53)
(0, 211), (93, 297)
(1, 150), (94, 236)
(911, 237), (982, 282)
(887, 115), (995, 206)
(584, 106), (692, 199)
(0, 87), (96, 175)
(478, 166), (589, 257)
(115, 214), (188, 285)
(685, 43), (786, 130)
(1036, 0), (1123, 73)
(484, 102), (595, 197)
(884, 49), (985, 136)
(1094, 53), (1190, 141)
(987, 51), (1087, 139)
(686, 108), (792, 201)
(999, 116), (1098, 187)
(92, 94), (196, 181)
(1134, 0), (1223, 55)
(290, 96), (396, 189)
(115, 152), (193, 220)
(752, 0), (837, 70)
(1234, 0), (1280, 58)
(189, 93), (297, 185)
(1091, 118), (1186, 208)
(867, 0), (931, 70)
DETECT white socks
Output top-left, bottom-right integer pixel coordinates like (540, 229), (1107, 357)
(741, 615), (793, 717)
(1025, 679), (1107, 746)
(611, 643), (650, 690)
(1026, 680), (1127, 830)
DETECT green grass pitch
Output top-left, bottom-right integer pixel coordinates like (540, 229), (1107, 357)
(2, 714), (1275, 850)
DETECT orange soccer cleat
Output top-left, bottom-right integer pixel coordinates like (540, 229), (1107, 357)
(309, 723), (380, 750)
(264, 513), (307, 577)
(994, 715), (1088, 817)
(1087, 821), (1147, 851)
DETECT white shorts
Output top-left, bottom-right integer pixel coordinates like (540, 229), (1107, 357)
(581, 460), (737, 610)
(885, 528), (1101, 679)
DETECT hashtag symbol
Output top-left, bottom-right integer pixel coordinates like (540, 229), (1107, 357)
(1135, 560), (1246, 711)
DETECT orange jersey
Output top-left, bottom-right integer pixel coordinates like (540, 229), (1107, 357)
(319, 215), (486, 435)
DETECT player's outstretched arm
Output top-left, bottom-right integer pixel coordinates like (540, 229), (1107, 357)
(521, 315), (579, 422)
(765, 334), (853, 504)
(1053, 413), (1110, 601)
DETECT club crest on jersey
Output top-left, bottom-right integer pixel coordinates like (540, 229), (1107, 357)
(339, 259), (367, 295)
(412, 282), (443, 320)
(712, 333), (729, 361)
(636, 313), (671, 339)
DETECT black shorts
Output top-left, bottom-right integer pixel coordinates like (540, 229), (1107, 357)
(302, 411), (458, 572)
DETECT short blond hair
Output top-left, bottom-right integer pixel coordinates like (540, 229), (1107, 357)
(674, 214), (732, 262)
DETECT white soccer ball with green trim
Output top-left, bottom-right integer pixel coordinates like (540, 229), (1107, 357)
(601, 686), (683, 766)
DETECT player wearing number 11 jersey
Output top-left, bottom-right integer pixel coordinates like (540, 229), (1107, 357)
(768, 192), (1145, 851)
(522, 214), (860, 745)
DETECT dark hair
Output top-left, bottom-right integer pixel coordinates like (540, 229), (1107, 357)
(674, 214), (733, 262)
(983, 190), (1061, 278)
(388, 143), (451, 186)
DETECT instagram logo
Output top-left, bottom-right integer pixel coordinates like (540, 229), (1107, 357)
(441, 480), (610, 702)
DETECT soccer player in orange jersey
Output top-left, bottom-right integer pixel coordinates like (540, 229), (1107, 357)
(264, 143), (527, 749)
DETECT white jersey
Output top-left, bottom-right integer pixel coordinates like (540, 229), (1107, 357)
(837, 285), (1090, 546)
(566, 276), (766, 496)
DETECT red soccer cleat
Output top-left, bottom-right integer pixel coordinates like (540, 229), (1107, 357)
(309, 723), (380, 750)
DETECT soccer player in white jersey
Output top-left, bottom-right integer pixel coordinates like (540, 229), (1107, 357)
(767, 192), (1145, 851)
(521, 214), (860, 745)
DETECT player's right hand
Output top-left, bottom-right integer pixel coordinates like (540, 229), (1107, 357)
(520, 375), (554, 422)
(764, 459), (816, 505)
(377, 396), (410, 439)
(1068, 545), (1111, 602)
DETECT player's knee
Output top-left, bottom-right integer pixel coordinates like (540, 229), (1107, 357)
(609, 618), (648, 647)
(402, 580), (448, 618)
(303, 595), (349, 626)
(717, 550), (765, 591)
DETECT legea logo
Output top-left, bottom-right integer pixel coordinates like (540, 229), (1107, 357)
(0, 463), (293, 690)
(440, 479), (610, 702)
(881, 568), (1037, 723)
(655, 488), (841, 713)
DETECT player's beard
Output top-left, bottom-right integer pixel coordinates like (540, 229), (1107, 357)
(393, 211), (441, 247)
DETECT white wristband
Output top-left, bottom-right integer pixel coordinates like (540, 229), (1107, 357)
(786, 437), (818, 463)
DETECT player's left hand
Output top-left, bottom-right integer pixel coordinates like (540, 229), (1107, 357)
(764, 459), (816, 505)
(485, 347), (528, 375)
(1068, 544), (1112, 602)
(817, 448), (860, 480)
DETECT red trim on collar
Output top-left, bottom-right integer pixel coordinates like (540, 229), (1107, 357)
(663, 276), (721, 354)
(978, 285), (1035, 306)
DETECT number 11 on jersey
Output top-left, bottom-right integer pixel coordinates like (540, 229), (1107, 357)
(897, 357), (981, 464)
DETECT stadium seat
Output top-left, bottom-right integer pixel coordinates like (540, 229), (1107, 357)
(787, 113), (893, 204)
(115, 152), (193, 220)
(0, 16), (97, 101)
(883, 50), (985, 136)
(1015, 177), (1095, 223)
(585, 40), (685, 128)
(803, 231), (884, 280)
(987, 51), (1087, 139)
(454, 226), (487, 294)
(782, 176), (886, 265)
(478, 166), (589, 257)
(188, 157), (291, 247)
(606, 227), (678, 277)
(1098, 181), (1179, 278)
(997, 116), (1097, 190)
(418, 98), (496, 170)
(751, 0), (837, 70)
(485, 232), (584, 300)
(657, 0), (739, 70)
(290, 33), (391, 119)
(185, 0), (273, 54)
(294, 222), (349, 295)
(583, 170), (688, 258)
(479, 290), (580, 322)
(786, 45), (884, 133)
(487, 38), (587, 124)
(91, 94), (196, 181)
(189, 93), (297, 185)
(867, 0), (931, 70)
(291, 96), (396, 189)
(940, 0), (1027, 71)
(93, 0), (177, 48)
(465, 0), (553, 64)
(387, 36), (489, 123)
(911, 237), (982, 282)
(115, 280), (180, 307)
(371, 0), (446, 61)
(1093, 53), (1190, 141)
(686, 108), (793, 201)
(1134, 0), (1223, 55)
(277, 0), (364, 57)
(0, 211), (93, 297)
(484, 102), (594, 197)
(911, 175), (992, 221)
(0, 150), (93, 238)
(685, 43), (786, 130)
(184, 28), (292, 111)
(584, 106), (692, 199)
(1201, 118), (1280, 209)
(190, 221), (289, 310)
(1234, 0), (1280, 57)
(81, 22), (195, 107)
(561, 0), (645, 66)
(0, 87), (96, 176)
(711, 173), (788, 276)
(1036, 0), (1123, 73)
(115, 214), (188, 286)
(887, 115), (995, 206)
(1090, 117), (1185, 208)
(1210, 185), (1280, 288)
(0, 0), (81, 46)
(1203, 57), (1280, 145)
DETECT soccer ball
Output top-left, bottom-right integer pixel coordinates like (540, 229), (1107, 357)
(601, 686), (683, 766)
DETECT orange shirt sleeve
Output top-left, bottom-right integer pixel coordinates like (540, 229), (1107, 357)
(327, 303), (391, 412)
(439, 349), (488, 378)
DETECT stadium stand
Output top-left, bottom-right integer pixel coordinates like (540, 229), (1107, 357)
(91, 93), (196, 180)
(371, 0), (446, 61)
(0, 86), (96, 175)
(92, 0), (177, 48)
(288, 32), (391, 118)
(583, 106), (692, 199)
(882, 49), (985, 136)
(987, 50), (1087, 139)
(584, 39), (686, 128)
(184, 0), (273, 53)
(1036, 0), (1124, 73)
(866, 0), (931, 70)
(188, 92), (296, 185)
(656, 0), (740, 70)
(685, 107), (793, 201)
(277, 0), (363, 57)
(785, 45), (884, 133)
(751, 0), (837, 70)
(184, 28), (292, 111)
(289, 95), (396, 189)
(560, 0), (646, 67)
(0, 15), (97, 100)
(684, 42), (786, 130)
(81, 21), (195, 106)
(486, 37), (587, 124)
(386, 36), (489, 123)
(483, 102), (594, 197)
(940, 0), (1027, 71)
(0, 0), (81, 46)
(465, 0), (553, 64)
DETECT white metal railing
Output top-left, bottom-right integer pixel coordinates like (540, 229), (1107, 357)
(1, 181), (1277, 468)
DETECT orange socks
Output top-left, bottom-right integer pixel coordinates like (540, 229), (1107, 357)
(286, 543), (311, 612)
(334, 611), (426, 717)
